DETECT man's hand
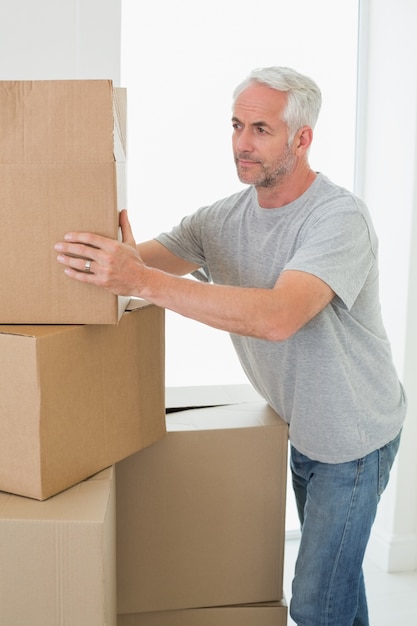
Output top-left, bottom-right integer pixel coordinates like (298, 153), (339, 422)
(54, 210), (145, 296)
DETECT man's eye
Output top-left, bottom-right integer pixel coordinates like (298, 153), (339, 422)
(257, 127), (267, 134)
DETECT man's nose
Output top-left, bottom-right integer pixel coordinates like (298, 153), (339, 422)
(235, 129), (254, 153)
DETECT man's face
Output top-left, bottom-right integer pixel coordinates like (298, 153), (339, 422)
(232, 83), (296, 188)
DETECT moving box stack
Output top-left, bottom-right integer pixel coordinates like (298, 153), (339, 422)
(0, 80), (166, 625)
(0, 81), (289, 625)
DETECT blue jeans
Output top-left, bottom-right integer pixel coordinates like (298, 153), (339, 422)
(290, 431), (401, 626)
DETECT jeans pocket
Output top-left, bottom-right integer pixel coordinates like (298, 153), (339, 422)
(377, 429), (402, 496)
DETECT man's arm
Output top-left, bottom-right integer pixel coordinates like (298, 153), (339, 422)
(55, 210), (334, 341)
(138, 239), (200, 276)
(137, 265), (334, 341)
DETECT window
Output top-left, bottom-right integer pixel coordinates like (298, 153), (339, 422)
(122, 0), (359, 531)
(121, 0), (359, 387)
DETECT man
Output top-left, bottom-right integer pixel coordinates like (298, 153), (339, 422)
(55, 66), (406, 625)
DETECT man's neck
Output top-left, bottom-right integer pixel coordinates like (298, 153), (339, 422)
(256, 167), (317, 209)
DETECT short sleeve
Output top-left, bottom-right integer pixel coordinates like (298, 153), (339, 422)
(155, 207), (209, 267)
(284, 210), (377, 310)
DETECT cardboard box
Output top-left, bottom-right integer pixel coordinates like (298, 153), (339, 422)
(0, 300), (165, 500)
(0, 79), (129, 324)
(117, 600), (288, 626)
(116, 402), (288, 614)
(165, 384), (263, 412)
(0, 467), (116, 626)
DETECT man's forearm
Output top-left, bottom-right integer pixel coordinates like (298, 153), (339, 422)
(136, 265), (284, 341)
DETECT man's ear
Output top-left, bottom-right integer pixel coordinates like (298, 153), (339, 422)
(294, 126), (313, 154)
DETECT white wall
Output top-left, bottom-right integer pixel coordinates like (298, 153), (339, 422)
(0, 0), (121, 82)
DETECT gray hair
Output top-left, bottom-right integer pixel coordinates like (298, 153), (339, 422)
(233, 66), (322, 143)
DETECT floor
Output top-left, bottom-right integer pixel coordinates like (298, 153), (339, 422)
(283, 536), (417, 625)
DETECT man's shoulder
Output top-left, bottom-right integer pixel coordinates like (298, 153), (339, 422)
(313, 173), (363, 207)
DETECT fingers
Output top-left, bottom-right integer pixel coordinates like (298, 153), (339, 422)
(55, 233), (106, 280)
(62, 265), (95, 282)
(55, 211), (136, 254)
(56, 253), (96, 277)
(54, 228), (121, 265)
(60, 231), (113, 251)
(120, 209), (136, 247)
(54, 213), (141, 293)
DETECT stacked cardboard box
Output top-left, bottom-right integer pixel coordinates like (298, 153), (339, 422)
(0, 79), (130, 324)
(0, 467), (116, 626)
(0, 80), (167, 624)
(116, 401), (289, 625)
(0, 298), (166, 500)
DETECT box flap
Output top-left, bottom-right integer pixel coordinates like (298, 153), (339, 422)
(113, 87), (127, 162)
(126, 297), (152, 312)
(166, 402), (287, 432)
(165, 384), (263, 412)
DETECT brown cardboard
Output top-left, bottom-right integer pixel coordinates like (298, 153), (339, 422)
(117, 600), (288, 626)
(0, 79), (129, 324)
(116, 402), (288, 614)
(0, 300), (165, 500)
(0, 467), (116, 626)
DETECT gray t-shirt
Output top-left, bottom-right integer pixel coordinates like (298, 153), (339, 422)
(156, 173), (406, 462)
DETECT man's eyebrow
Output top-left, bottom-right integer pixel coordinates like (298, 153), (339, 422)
(231, 116), (273, 130)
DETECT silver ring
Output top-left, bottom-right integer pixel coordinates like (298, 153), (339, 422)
(84, 259), (92, 273)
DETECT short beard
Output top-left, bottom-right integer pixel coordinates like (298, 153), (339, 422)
(236, 145), (296, 189)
